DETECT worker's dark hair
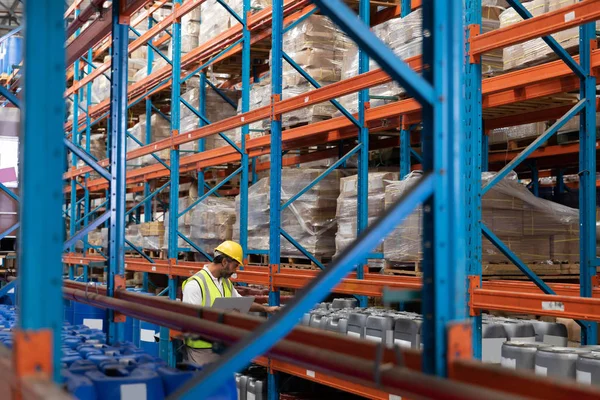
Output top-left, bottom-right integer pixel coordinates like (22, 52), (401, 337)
(214, 253), (234, 264)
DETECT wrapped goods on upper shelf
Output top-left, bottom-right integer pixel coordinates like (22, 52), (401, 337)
(126, 113), (171, 169)
(488, 122), (547, 145)
(339, 9), (422, 115)
(279, 15), (354, 128)
(501, 0), (600, 71)
(198, 0), (271, 48)
(178, 86), (241, 151)
(557, 112), (600, 135)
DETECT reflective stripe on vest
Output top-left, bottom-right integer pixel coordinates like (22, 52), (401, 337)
(182, 269), (233, 349)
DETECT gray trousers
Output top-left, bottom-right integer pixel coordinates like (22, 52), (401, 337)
(184, 346), (221, 366)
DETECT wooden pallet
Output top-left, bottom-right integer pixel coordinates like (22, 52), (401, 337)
(489, 136), (547, 153)
(384, 260), (421, 276)
(383, 261), (581, 279)
(483, 94), (579, 121)
(247, 254), (331, 269)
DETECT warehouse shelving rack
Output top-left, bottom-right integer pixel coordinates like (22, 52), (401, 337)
(2, 0), (600, 398)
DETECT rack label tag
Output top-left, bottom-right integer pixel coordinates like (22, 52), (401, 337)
(541, 301), (564, 311)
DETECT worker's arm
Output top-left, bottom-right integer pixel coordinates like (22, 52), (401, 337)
(232, 285), (280, 314)
(250, 302), (280, 314)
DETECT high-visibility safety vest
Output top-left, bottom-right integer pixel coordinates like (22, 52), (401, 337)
(181, 269), (233, 349)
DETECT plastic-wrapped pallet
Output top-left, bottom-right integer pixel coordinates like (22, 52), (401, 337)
(127, 114), (171, 168)
(233, 169), (346, 258)
(383, 171), (424, 262)
(168, 5), (200, 56)
(501, 0), (548, 71)
(189, 197), (237, 255)
(280, 15), (353, 127)
(557, 112), (600, 135)
(247, 77), (271, 137)
(335, 172), (398, 268)
(339, 10), (422, 114)
(178, 86), (241, 151)
(140, 221), (165, 250)
(126, 224), (144, 250)
(383, 171), (582, 264)
(488, 122), (546, 145)
(199, 0), (242, 47)
(481, 3), (505, 75)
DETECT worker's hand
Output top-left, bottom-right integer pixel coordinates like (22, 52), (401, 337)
(264, 306), (281, 314)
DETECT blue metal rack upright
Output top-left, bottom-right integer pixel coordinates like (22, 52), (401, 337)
(16, 0), (66, 382)
(464, 0), (483, 360)
(107, 0), (129, 344)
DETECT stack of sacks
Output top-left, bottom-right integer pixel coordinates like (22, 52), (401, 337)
(335, 172), (398, 269)
(189, 197), (237, 255)
(279, 15), (353, 127)
(140, 221), (165, 250)
(127, 113), (171, 168)
(383, 171), (581, 264)
(178, 86), (241, 151)
(481, 1), (505, 75)
(488, 122), (547, 145)
(339, 9), (422, 114)
(234, 169), (346, 258)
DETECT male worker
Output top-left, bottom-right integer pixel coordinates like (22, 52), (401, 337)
(182, 240), (280, 365)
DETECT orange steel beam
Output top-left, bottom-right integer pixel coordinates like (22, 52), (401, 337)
(470, 0), (600, 56)
(471, 288), (600, 320)
(267, 358), (394, 400)
(488, 140), (599, 165)
(62, 252), (600, 300)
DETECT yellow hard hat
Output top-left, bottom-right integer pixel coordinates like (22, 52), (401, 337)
(214, 240), (244, 265)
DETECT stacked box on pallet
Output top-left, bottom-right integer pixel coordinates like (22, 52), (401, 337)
(383, 171), (424, 263)
(481, 1), (505, 75)
(140, 221), (165, 250)
(233, 169), (345, 259)
(383, 171), (582, 265)
(178, 86), (241, 151)
(335, 172), (398, 269)
(557, 111), (600, 137)
(279, 15), (353, 128)
(501, 0), (600, 71)
(188, 197), (237, 255)
(126, 113), (171, 169)
(488, 122), (547, 145)
(169, 5), (201, 55)
(339, 9), (422, 114)
(126, 224), (144, 250)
